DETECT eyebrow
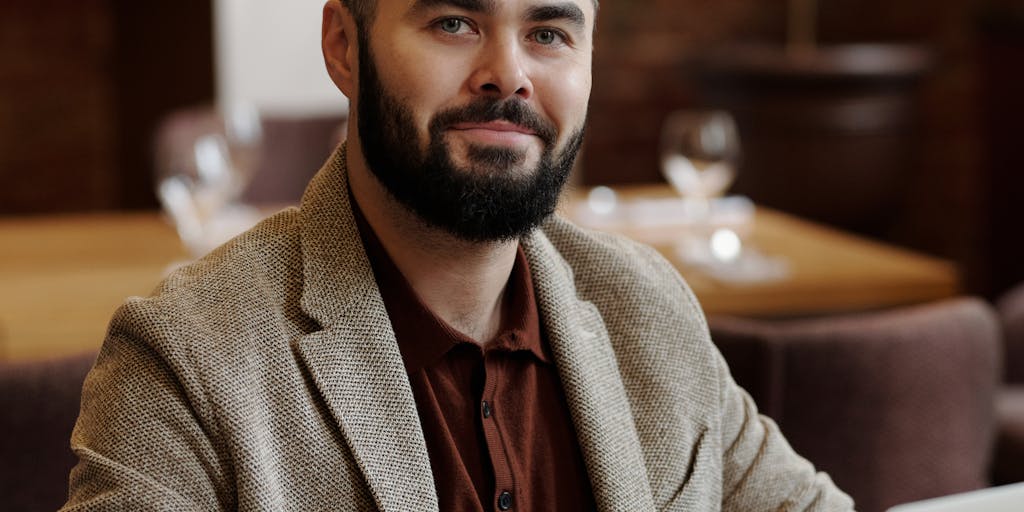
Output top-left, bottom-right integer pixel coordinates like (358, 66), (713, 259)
(408, 0), (588, 32)
(408, 0), (497, 16)
(524, 3), (587, 31)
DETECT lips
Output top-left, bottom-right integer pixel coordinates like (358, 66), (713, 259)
(450, 121), (537, 136)
(430, 98), (557, 145)
(446, 120), (541, 146)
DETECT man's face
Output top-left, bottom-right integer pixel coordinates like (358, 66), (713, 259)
(352, 0), (595, 242)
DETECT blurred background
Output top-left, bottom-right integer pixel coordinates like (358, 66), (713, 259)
(2, 0), (1023, 298)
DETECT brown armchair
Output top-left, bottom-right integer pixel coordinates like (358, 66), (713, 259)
(0, 352), (96, 511)
(993, 283), (1024, 485)
(709, 298), (1001, 512)
(153, 106), (346, 206)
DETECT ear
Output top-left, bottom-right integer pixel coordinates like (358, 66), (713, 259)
(322, 0), (358, 99)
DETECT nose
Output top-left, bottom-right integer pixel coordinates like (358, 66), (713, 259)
(468, 36), (533, 101)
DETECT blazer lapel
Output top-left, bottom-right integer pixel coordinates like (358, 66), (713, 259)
(296, 327), (437, 512)
(523, 230), (657, 512)
(294, 145), (437, 512)
(292, 143), (654, 511)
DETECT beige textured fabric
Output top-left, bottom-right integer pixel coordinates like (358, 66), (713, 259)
(63, 145), (854, 511)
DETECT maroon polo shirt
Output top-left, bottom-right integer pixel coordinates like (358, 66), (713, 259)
(351, 200), (596, 511)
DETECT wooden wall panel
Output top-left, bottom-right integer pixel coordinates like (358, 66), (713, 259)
(109, 0), (215, 210)
(0, 0), (214, 215)
(0, 1), (118, 213)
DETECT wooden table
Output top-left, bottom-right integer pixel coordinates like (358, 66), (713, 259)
(0, 192), (959, 362)
(0, 212), (189, 362)
(559, 184), (959, 318)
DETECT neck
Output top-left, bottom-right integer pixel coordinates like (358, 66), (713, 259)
(346, 142), (519, 344)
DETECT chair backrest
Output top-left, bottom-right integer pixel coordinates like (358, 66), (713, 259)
(243, 114), (346, 205)
(709, 298), (1001, 512)
(0, 352), (96, 512)
(153, 106), (347, 207)
(997, 283), (1024, 384)
(992, 282), (1024, 485)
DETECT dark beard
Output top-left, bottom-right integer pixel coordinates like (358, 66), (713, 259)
(355, 34), (585, 243)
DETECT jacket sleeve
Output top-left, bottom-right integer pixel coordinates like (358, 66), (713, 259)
(716, 352), (855, 511)
(610, 234), (855, 511)
(61, 303), (231, 511)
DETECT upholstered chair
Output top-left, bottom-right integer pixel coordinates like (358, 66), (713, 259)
(0, 352), (96, 511)
(153, 106), (345, 206)
(709, 298), (1001, 512)
(993, 283), (1024, 485)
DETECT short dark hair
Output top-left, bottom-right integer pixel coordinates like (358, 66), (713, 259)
(339, 0), (376, 29)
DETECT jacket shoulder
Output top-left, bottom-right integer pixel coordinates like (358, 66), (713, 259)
(540, 214), (704, 317)
(111, 207), (312, 363)
(538, 214), (716, 391)
(155, 208), (303, 304)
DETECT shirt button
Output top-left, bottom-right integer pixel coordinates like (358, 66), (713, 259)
(482, 400), (492, 419)
(497, 490), (513, 510)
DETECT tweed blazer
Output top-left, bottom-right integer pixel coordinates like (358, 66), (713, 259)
(63, 145), (853, 511)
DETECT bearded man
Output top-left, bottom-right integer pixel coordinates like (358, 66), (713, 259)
(62, 0), (853, 510)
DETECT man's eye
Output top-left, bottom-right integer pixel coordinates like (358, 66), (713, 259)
(533, 29), (563, 46)
(439, 18), (465, 34)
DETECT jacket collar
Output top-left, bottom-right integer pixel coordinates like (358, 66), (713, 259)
(295, 144), (438, 511)
(293, 144), (653, 511)
(522, 227), (657, 512)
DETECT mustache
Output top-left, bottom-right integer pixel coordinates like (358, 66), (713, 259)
(430, 98), (558, 145)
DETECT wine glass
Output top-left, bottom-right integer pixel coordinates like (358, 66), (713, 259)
(154, 103), (264, 258)
(660, 110), (745, 267)
(659, 109), (741, 220)
(658, 110), (787, 282)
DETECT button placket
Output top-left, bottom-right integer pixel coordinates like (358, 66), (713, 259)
(480, 351), (515, 512)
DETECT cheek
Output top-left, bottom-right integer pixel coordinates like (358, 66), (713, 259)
(539, 67), (592, 134)
(373, 43), (454, 130)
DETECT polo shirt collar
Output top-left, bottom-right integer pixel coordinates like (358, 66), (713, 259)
(349, 191), (551, 374)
